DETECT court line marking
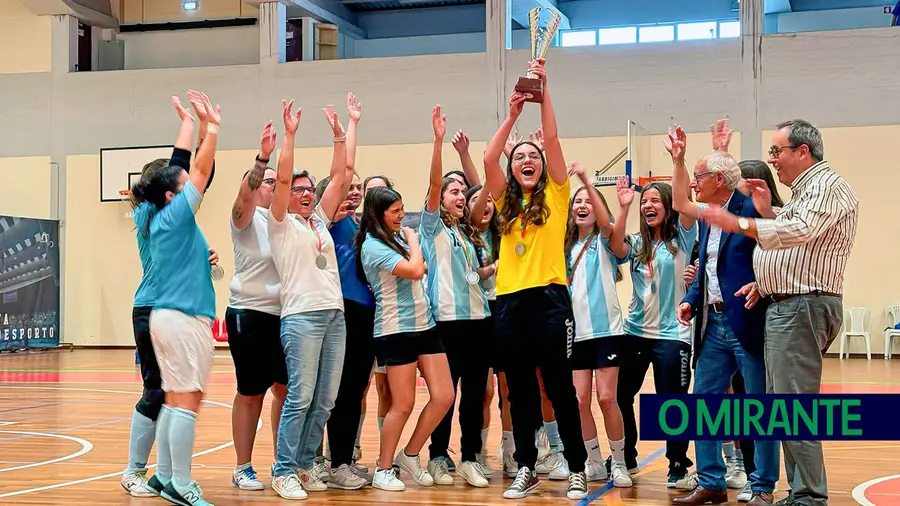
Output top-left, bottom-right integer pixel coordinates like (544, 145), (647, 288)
(578, 445), (666, 505)
(0, 402), (65, 413)
(0, 431), (93, 473)
(852, 474), (900, 506)
(0, 417), (131, 443)
(0, 385), (256, 499)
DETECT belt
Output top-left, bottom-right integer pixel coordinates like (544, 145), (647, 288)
(768, 291), (841, 303)
(709, 302), (724, 313)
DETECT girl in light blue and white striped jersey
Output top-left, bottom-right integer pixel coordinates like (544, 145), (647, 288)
(563, 165), (633, 488)
(613, 177), (697, 488)
(355, 185), (454, 493)
(418, 106), (491, 489)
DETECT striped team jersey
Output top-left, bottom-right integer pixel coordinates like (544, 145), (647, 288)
(477, 230), (496, 301)
(419, 209), (490, 321)
(623, 222), (697, 343)
(567, 234), (627, 342)
(361, 232), (435, 338)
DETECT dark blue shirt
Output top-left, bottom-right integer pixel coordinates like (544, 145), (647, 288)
(330, 216), (375, 308)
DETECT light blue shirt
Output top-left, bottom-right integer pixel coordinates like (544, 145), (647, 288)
(148, 181), (216, 319)
(132, 202), (156, 308)
(419, 209), (490, 321)
(567, 234), (628, 342)
(623, 221), (697, 343)
(361, 232), (434, 338)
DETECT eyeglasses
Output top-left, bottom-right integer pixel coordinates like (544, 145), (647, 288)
(693, 172), (717, 182)
(291, 185), (315, 194)
(768, 145), (798, 158)
(262, 178), (276, 186)
(512, 152), (542, 162)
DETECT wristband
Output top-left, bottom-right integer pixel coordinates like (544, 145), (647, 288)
(256, 154), (270, 163)
(333, 136), (346, 143)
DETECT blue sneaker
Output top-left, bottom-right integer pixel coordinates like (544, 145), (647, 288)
(232, 464), (264, 491)
(160, 480), (214, 506)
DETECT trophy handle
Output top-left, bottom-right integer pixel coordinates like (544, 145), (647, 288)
(514, 77), (544, 103)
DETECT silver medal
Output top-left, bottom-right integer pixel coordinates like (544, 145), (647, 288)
(466, 271), (479, 285)
(315, 254), (327, 270)
(211, 265), (224, 280)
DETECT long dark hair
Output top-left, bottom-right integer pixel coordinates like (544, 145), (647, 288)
(463, 184), (499, 266)
(354, 187), (408, 281)
(564, 187), (622, 282)
(130, 163), (185, 238)
(496, 141), (550, 236)
(635, 182), (680, 264)
(739, 160), (784, 208)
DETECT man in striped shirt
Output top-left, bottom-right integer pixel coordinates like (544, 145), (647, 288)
(700, 119), (859, 506)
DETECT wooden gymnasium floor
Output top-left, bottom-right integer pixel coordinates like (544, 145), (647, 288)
(0, 349), (898, 505)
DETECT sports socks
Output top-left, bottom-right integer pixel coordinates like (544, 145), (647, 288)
(125, 409), (156, 474)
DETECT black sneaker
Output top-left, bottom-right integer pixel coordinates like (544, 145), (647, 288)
(567, 471), (589, 500)
(503, 467), (539, 499)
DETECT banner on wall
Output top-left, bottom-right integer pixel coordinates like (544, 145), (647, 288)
(0, 215), (61, 351)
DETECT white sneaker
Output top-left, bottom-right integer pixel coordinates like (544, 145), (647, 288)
(272, 474), (308, 500)
(537, 452), (569, 480)
(372, 467), (405, 491)
(394, 451), (434, 487)
(725, 457), (748, 489)
(121, 469), (157, 497)
(327, 464), (368, 490)
(312, 458), (330, 482)
(668, 471), (698, 490)
(567, 471), (589, 500)
(427, 457), (454, 485)
(503, 466), (539, 499)
(297, 468), (327, 492)
(231, 464), (264, 491)
(501, 447), (518, 478)
(457, 460), (490, 487)
(476, 449), (493, 479)
(610, 461), (633, 488)
(737, 481), (753, 502)
(585, 460), (608, 482)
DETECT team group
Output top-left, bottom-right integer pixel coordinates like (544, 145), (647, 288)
(118, 58), (857, 506)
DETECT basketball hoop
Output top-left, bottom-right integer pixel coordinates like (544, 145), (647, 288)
(120, 190), (134, 218)
(119, 190), (131, 198)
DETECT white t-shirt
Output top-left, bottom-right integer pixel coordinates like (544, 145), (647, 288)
(268, 204), (344, 318)
(228, 207), (282, 316)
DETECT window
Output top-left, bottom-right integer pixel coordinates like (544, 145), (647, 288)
(677, 21), (717, 40)
(560, 30), (597, 47)
(719, 21), (740, 38)
(639, 25), (675, 43)
(598, 26), (637, 45)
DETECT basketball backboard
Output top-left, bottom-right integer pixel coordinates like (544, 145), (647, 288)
(99, 145), (174, 202)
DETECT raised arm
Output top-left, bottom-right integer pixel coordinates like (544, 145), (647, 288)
(232, 122), (276, 229)
(570, 162), (614, 238)
(484, 91), (527, 201)
(171, 97), (194, 152)
(271, 99), (301, 223)
(392, 227), (427, 280)
(186, 92), (219, 196)
(345, 92), (360, 173)
(667, 125), (699, 230)
(424, 105), (446, 213)
(452, 130), (481, 186)
(527, 59), (566, 186)
(609, 176), (634, 259)
(316, 104), (349, 220)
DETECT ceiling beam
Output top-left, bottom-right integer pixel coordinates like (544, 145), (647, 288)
(245, 0), (366, 39)
(510, 0), (570, 32)
(19, 0), (118, 28)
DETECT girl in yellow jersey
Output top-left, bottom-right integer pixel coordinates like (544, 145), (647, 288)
(470, 58), (587, 501)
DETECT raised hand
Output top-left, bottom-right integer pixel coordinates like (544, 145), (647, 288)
(508, 91), (527, 119)
(616, 175), (635, 207)
(746, 178), (775, 218)
(567, 161), (585, 180)
(432, 105), (446, 140)
(172, 96), (192, 122)
(322, 105), (345, 137)
(197, 92), (220, 126)
(347, 92), (362, 123)
(452, 129), (469, 153)
(504, 129), (522, 157)
(530, 127), (544, 151)
(282, 99), (301, 135)
(529, 57), (547, 85)
(711, 118), (733, 153)
(664, 124), (686, 162)
(260, 121), (276, 158)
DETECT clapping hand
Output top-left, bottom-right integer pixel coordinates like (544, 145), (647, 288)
(664, 124), (686, 162)
(172, 96), (192, 122)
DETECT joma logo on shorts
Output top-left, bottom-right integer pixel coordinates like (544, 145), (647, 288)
(565, 318), (574, 358)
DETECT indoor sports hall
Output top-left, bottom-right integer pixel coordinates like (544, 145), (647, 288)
(0, 0), (899, 505)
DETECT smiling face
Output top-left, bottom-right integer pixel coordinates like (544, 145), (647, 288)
(510, 143), (544, 192)
(441, 179), (466, 219)
(690, 158), (720, 204)
(767, 126), (804, 186)
(640, 188), (665, 229)
(571, 188), (595, 230)
(467, 188), (494, 224)
(382, 200), (405, 233)
(288, 175), (315, 218)
(346, 174), (363, 210)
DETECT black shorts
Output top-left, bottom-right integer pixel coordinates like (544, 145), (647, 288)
(374, 327), (444, 368)
(570, 335), (624, 371)
(133, 306), (161, 391)
(225, 307), (288, 396)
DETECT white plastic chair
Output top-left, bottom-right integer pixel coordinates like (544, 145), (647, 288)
(839, 307), (871, 360)
(884, 305), (900, 359)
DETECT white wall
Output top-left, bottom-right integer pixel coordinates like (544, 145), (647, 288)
(118, 25), (259, 70)
(346, 29), (532, 59)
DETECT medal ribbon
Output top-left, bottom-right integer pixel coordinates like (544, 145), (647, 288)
(452, 225), (474, 272)
(305, 216), (324, 254)
(519, 197), (528, 240)
(647, 240), (664, 280)
(567, 232), (596, 286)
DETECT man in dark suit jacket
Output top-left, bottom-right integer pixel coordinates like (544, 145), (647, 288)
(665, 123), (779, 506)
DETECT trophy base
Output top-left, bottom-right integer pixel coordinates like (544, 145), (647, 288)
(514, 77), (544, 103)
